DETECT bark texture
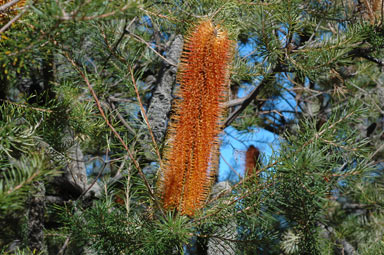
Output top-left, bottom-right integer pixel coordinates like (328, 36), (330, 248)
(146, 34), (183, 144)
(26, 181), (47, 253)
(207, 181), (236, 255)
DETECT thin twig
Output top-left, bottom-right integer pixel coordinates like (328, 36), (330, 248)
(369, 143), (384, 160)
(0, 99), (53, 113)
(224, 97), (246, 108)
(57, 236), (70, 255)
(196, 181), (274, 222)
(205, 160), (279, 207)
(57, 3), (133, 21)
(113, 155), (128, 179)
(224, 71), (274, 127)
(79, 149), (109, 199)
(63, 51), (165, 217)
(129, 67), (162, 164)
(126, 30), (177, 67)
(138, 7), (182, 22)
(301, 111), (356, 148)
(0, 0), (20, 12)
(7, 170), (40, 195)
(125, 163), (131, 215)
(361, 54), (384, 66)
(107, 99), (136, 135)
(220, 155), (241, 180)
(100, 17), (137, 71)
(0, 7), (26, 33)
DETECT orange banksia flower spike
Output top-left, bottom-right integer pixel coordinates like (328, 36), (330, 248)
(158, 19), (234, 216)
(245, 145), (260, 177)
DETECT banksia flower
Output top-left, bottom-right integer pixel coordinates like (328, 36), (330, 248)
(158, 19), (234, 216)
(245, 145), (260, 177)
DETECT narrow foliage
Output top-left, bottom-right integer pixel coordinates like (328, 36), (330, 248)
(158, 19), (233, 216)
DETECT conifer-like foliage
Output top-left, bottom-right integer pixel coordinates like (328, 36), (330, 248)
(1, 0), (384, 254)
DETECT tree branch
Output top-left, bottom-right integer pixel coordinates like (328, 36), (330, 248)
(0, 0), (20, 12)
(224, 71), (274, 127)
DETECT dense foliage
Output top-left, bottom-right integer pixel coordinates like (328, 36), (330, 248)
(1, 0), (384, 254)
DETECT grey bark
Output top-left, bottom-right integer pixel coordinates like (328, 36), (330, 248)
(207, 181), (236, 255)
(187, 182), (236, 255)
(65, 141), (88, 193)
(38, 138), (96, 254)
(145, 34), (183, 145)
(26, 136), (89, 253)
(320, 223), (357, 255)
(38, 139), (88, 199)
(26, 181), (47, 253)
